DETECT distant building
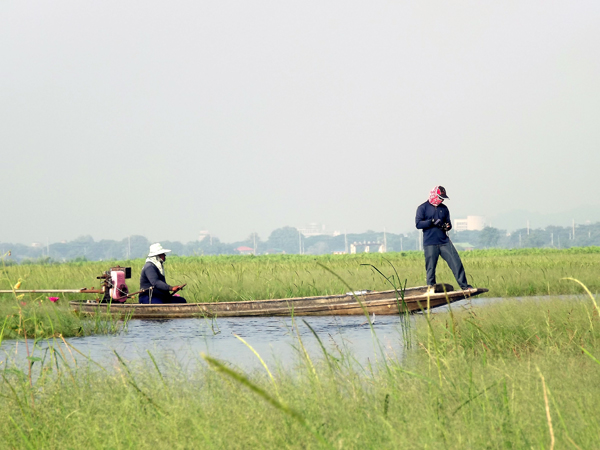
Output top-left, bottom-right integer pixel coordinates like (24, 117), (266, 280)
(236, 246), (255, 255)
(297, 223), (340, 237)
(350, 241), (386, 254)
(298, 223), (326, 237)
(454, 216), (485, 232)
(198, 230), (210, 241)
(453, 242), (476, 251)
(264, 248), (286, 255)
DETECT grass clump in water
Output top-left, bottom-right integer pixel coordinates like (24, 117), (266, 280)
(0, 256), (127, 339)
(0, 300), (127, 340)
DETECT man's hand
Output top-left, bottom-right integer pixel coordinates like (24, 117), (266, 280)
(171, 285), (183, 293)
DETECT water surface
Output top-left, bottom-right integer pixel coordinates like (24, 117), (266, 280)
(0, 295), (586, 373)
(1, 313), (410, 373)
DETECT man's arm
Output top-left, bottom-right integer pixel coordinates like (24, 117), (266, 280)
(444, 208), (452, 231)
(144, 265), (171, 292)
(416, 204), (435, 230)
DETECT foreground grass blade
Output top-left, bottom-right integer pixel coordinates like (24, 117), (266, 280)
(580, 347), (600, 366)
(561, 277), (599, 310)
(452, 379), (501, 415)
(537, 367), (555, 450)
(315, 261), (391, 374)
(233, 333), (279, 398)
(201, 353), (333, 449)
(9, 416), (35, 450)
(302, 319), (336, 373)
(114, 351), (163, 414)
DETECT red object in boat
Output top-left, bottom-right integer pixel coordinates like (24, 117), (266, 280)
(110, 270), (128, 303)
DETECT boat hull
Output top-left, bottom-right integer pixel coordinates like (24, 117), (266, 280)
(70, 284), (488, 319)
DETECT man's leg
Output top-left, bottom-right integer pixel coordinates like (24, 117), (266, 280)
(424, 245), (440, 286)
(163, 295), (187, 304)
(439, 243), (470, 289)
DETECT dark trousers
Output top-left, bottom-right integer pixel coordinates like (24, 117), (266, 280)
(138, 293), (187, 304)
(424, 243), (469, 289)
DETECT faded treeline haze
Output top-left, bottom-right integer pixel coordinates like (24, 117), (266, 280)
(3, 221), (600, 263)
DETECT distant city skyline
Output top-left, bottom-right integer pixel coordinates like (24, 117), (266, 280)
(3, 218), (599, 264)
(8, 204), (600, 248)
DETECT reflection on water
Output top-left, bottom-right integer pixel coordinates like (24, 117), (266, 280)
(0, 295), (584, 373)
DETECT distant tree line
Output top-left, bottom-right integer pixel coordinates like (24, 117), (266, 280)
(2, 221), (600, 264)
(452, 221), (600, 250)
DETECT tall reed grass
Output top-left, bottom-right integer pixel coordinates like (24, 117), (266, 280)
(2, 248), (599, 304)
(1, 289), (599, 448)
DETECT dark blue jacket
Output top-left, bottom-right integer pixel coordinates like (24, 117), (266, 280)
(139, 262), (172, 303)
(415, 201), (451, 246)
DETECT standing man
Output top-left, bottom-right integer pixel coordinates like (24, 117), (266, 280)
(415, 186), (472, 292)
(138, 243), (187, 304)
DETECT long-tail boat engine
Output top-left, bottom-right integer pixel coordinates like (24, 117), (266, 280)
(97, 266), (131, 303)
(0, 266), (134, 302)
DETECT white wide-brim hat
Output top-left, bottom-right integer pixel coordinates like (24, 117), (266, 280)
(148, 243), (172, 257)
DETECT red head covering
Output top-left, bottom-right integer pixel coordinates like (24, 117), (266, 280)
(428, 186), (446, 206)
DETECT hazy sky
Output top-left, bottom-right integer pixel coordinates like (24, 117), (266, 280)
(2, 1), (599, 244)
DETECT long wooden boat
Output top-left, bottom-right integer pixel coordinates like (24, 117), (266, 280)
(70, 284), (488, 319)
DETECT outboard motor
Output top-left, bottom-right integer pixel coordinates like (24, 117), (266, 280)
(97, 266), (131, 303)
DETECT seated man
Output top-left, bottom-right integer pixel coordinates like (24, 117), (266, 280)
(138, 243), (187, 304)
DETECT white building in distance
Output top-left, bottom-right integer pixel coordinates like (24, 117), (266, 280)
(350, 241), (386, 254)
(454, 216), (486, 232)
(297, 223), (340, 237)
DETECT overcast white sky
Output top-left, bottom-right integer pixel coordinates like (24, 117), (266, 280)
(1, 1), (599, 244)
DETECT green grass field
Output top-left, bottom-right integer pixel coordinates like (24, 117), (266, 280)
(1, 248), (598, 339)
(2, 247), (599, 302)
(1, 295), (600, 448)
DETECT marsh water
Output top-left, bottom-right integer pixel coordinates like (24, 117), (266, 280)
(0, 295), (582, 373)
(1, 314), (409, 374)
